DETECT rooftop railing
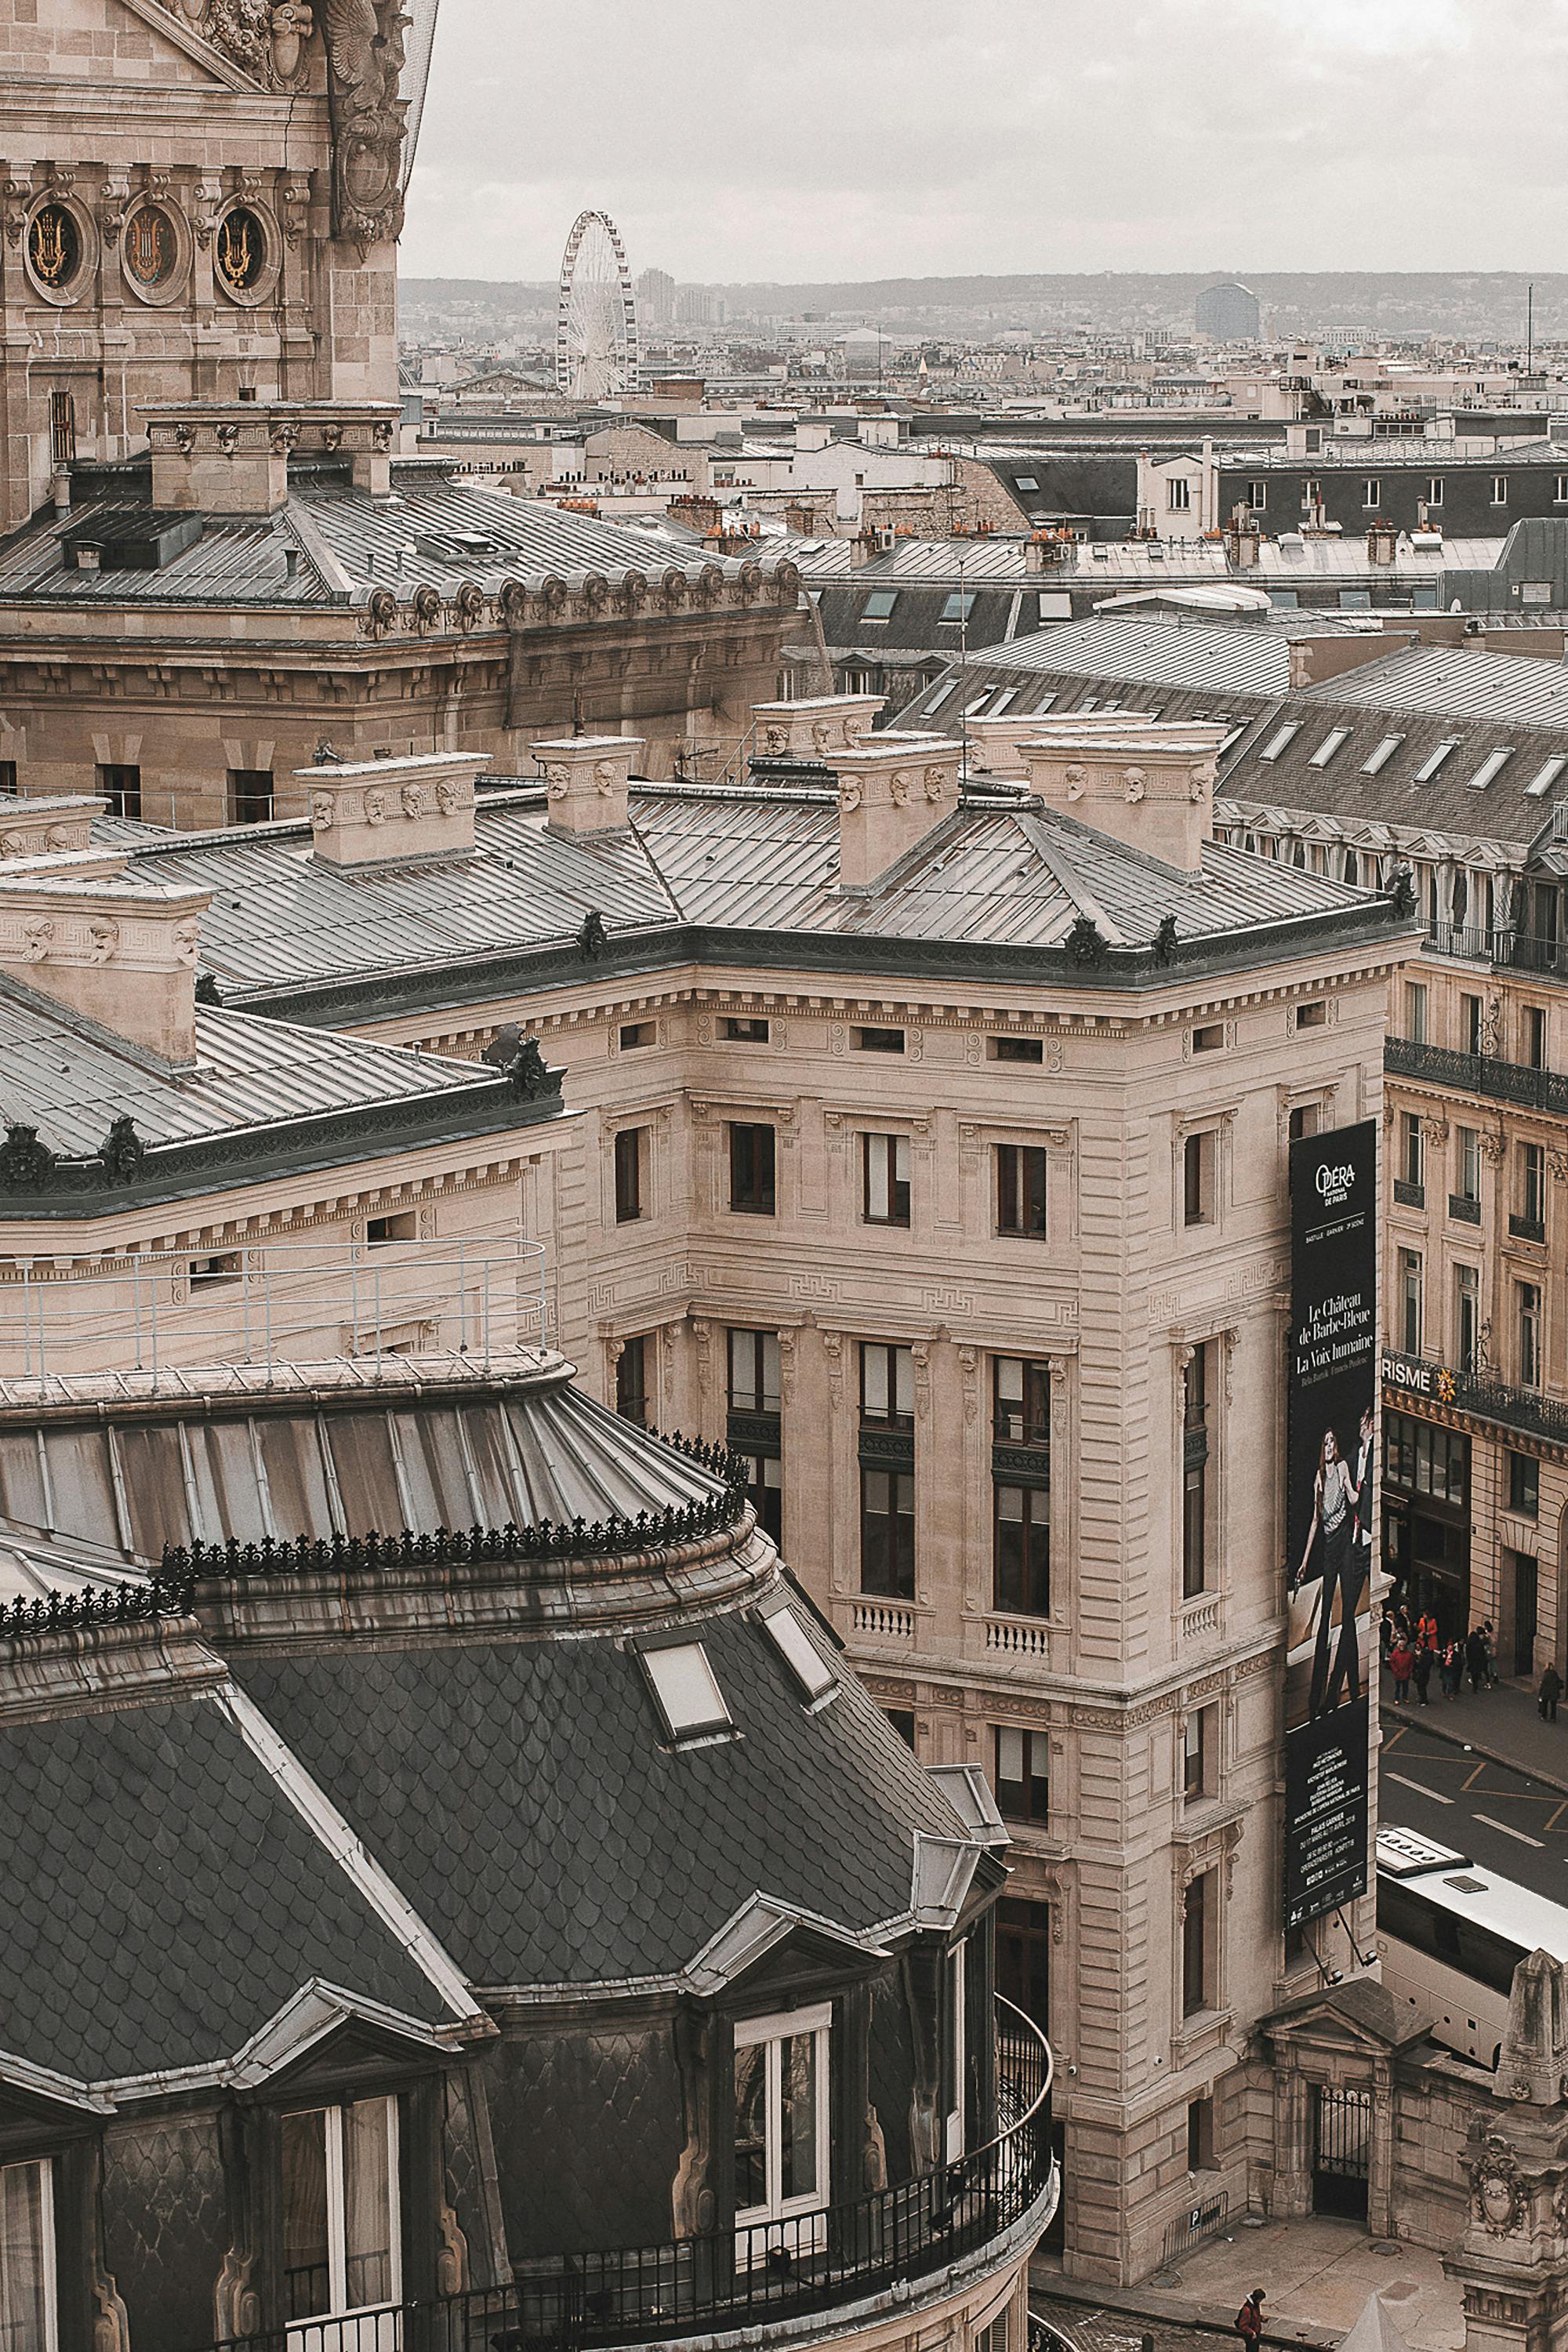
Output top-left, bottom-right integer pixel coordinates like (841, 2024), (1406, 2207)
(0, 1237), (550, 1394)
(1425, 923), (1568, 978)
(194, 2001), (1054, 2352)
(1385, 1036), (1568, 1118)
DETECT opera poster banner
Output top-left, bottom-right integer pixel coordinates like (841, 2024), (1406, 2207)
(1283, 1118), (1377, 1930)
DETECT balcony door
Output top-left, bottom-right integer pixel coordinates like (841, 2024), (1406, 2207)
(733, 2005), (830, 2260)
(282, 2096), (401, 2351)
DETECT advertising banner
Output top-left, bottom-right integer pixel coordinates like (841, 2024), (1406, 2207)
(1283, 1118), (1377, 1930)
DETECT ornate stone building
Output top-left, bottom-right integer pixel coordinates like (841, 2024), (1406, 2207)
(102, 701), (1415, 2280)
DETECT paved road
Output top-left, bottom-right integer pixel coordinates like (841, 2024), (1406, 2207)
(1381, 1711), (1568, 1889)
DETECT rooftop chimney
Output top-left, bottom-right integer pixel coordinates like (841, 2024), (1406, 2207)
(751, 694), (884, 763)
(142, 400), (400, 515)
(0, 857), (211, 1062)
(831, 730), (962, 891)
(532, 734), (642, 837)
(297, 750), (489, 866)
(1018, 717), (1227, 873)
(0, 795), (109, 862)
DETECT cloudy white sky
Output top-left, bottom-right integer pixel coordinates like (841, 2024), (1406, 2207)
(403, 0), (1566, 285)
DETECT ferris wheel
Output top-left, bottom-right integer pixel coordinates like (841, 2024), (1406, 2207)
(556, 211), (640, 400)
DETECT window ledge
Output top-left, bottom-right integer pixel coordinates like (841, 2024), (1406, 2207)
(1171, 2007), (1233, 2067)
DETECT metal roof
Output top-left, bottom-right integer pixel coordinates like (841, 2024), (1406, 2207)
(1296, 642), (1568, 726)
(912, 611), (1304, 698)
(795, 533), (1506, 589)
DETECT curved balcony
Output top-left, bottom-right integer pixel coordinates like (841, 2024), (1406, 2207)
(201, 2001), (1056, 2352)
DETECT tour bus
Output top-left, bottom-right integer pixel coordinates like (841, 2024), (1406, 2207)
(1376, 1827), (1568, 2064)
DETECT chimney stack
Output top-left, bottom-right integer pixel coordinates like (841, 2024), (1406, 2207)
(831, 730), (962, 891)
(1018, 717), (1227, 873)
(297, 750), (489, 866)
(0, 856), (211, 1062)
(532, 734), (642, 837)
(751, 694), (884, 764)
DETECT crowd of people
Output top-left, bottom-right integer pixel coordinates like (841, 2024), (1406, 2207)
(1381, 1609), (1497, 1706)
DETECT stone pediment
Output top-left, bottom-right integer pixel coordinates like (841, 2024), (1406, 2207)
(97, 0), (263, 89)
(1260, 1975), (1432, 2055)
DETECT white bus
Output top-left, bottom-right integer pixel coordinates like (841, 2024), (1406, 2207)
(1375, 1827), (1568, 2065)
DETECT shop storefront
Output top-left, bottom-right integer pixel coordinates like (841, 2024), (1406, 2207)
(1382, 1405), (1472, 1635)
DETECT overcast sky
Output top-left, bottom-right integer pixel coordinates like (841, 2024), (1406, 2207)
(402, 0), (1566, 285)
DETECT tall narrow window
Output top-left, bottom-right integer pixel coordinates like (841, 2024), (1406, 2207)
(1182, 1871), (1211, 2017)
(227, 768), (274, 825)
(862, 1133), (911, 1226)
(281, 2098), (399, 2328)
(614, 1127), (645, 1223)
(1456, 1265), (1479, 1376)
(995, 1897), (1050, 2033)
(995, 1143), (1047, 1237)
(1460, 993), (1483, 1056)
(1182, 1706), (1215, 1802)
(861, 1342), (914, 1426)
(859, 1468), (915, 1598)
(1401, 1112), (1424, 1192)
(0, 2160), (54, 2352)
(1183, 1130), (1215, 1228)
(733, 2009), (829, 2245)
(1456, 1127), (1481, 1207)
(48, 389), (75, 466)
(728, 1121), (776, 1214)
(615, 1334), (648, 1425)
(1399, 1250), (1424, 1357)
(96, 761), (141, 819)
(994, 1725), (1049, 1823)
(993, 1356), (1050, 1447)
(1525, 1006), (1548, 1069)
(728, 1328), (781, 1413)
(993, 1483), (1049, 1616)
(1519, 1142), (1546, 1235)
(1519, 1282), (1542, 1391)
(1182, 1341), (1211, 1599)
(1404, 981), (1427, 1044)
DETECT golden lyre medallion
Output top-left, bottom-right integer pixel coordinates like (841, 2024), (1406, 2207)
(28, 205), (78, 290)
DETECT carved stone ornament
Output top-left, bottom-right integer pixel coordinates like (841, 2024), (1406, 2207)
(0, 1123), (56, 1191)
(1123, 765), (1146, 804)
(1469, 2134), (1526, 2236)
(321, 0), (410, 246)
(98, 1116), (147, 1186)
(505, 1037), (557, 1102)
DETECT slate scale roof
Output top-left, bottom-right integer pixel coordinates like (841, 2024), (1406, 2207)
(0, 1353), (985, 2092)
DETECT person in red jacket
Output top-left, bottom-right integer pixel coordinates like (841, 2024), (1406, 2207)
(1236, 2291), (1266, 2350)
(1388, 1638), (1415, 1704)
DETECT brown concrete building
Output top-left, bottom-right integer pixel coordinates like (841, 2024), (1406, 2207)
(102, 699), (1415, 2280)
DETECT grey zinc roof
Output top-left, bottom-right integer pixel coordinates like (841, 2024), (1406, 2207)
(797, 532), (1505, 589)
(1296, 641), (1568, 727)
(0, 985), (505, 1156)
(230, 1601), (960, 1993)
(0, 1687), (449, 2082)
(935, 612), (1312, 697)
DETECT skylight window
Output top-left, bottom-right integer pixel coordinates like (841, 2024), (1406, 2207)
(1526, 755), (1568, 797)
(1258, 723), (1301, 761)
(939, 591), (977, 623)
(641, 1642), (733, 1742)
(965, 689), (994, 716)
(1218, 724), (1246, 753)
(989, 688), (1018, 716)
(1465, 747), (1513, 792)
(759, 1605), (837, 1704)
(1030, 691), (1058, 712)
(862, 590), (899, 620)
(925, 681), (958, 712)
(1308, 728), (1350, 768)
(1413, 739), (1459, 784)
(1014, 474), (1040, 492)
(1361, 734), (1404, 775)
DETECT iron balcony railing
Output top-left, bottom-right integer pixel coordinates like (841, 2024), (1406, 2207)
(0, 1238), (550, 1392)
(1385, 1036), (1568, 1118)
(194, 2002), (1054, 2352)
(1425, 924), (1568, 977)
(1383, 1347), (1568, 1448)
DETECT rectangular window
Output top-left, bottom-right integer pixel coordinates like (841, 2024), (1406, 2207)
(994, 1726), (1049, 1824)
(993, 1356), (1050, 1447)
(1520, 1141), (1546, 1231)
(1466, 749), (1512, 793)
(1519, 1281), (1542, 1390)
(728, 1328), (781, 1413)
(884, 1707), (916, 1750)
(733, 2008), (830, 2234)
(365, 1211), (416, 1245)
(619, 1021), (655, 1050)
(1425, 476), (1444, 507)
(1288, 1103), (1319, 1142)
(1461, 993), (1482, 1055)
(1183, 1704), (1216, 1802)
(0, 2159), (54, 2352)
(1456, 1264), (1479, 1375)
(1308, 728), (1350, 768)
(227, 767), (274, 826)
(1188, 2096), (1216, 2172)
(49, 389), (75, 468)
(281, 2097), (399, 2325)
(989, 1034), (1044, 1063)
(1192, 1022), (1225, 1054)
(1527, 756), (1568, 798)
(1414, 739), (1458, 785)
(1509, 1451), (1541, 1519)
(1404, 981), (1428, 1044)
(1183, 1130), (1215, 1229)
(1525, 1007), (1548, 1069)
(1295, 1001), (1327, 1030)
(722, 1015), (770, 1043)
(861, 589), (900, 620)
(853, 1025), (904, 1054)
(995, 1143), (1047, 1237)
(615, 1335), (648, 1425)
(1399, 1250), (1424, 1357)
(1401, 1111), (1424, 1189)
(1457, 1127), (1481, 1205)
(96, 761), (141, 819)
(996, 1896), (1050, 2034)
(1182, 1341), (1210, 1600)
(861, 1341), (914, 1427)
(740, 1452), (783, 1542)
(728, 1121), (776, 1214)
(1556, 476), (1568, 504)
(938, 591), (976, 624)
(993, 1483), (1050, 1616)
(1363, 478), (1381, 509)
(1244, 481), (1267, 510)
(1167, 477), (1192, 511)
(860, 1467), (915, 1598)
(1258, 722), (1301, 762)
(862, 1132), (911, 1226)
(1492, 475), (1508, 506)
(614, 1127), (645, 1223)
(1182, 1871), (1212, 2016)
(1363, 734), (1404, 775)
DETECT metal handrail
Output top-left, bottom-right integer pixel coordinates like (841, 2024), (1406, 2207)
(191, 2002), (1056, 2352)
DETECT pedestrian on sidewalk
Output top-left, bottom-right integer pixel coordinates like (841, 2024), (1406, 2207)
(1466, 1625), (1489, 1695)
(1413, 1642), (1435, 1707)
(1389, 1636), (1415, 1704)
(1541, 1663), (1563, 1722)
(1235, 2291), (1265, 2351)
(1482, 1621), (1498, 1688)
(1440, 1639), (1463, 1700)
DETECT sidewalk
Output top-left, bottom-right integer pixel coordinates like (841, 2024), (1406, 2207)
(1383, 1667), (1568, 1795)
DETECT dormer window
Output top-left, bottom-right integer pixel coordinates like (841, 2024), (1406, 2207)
(0, 2158), (55, 2351)
(281, 2098), (399, 2333)
(734, 2005), (831, 2252)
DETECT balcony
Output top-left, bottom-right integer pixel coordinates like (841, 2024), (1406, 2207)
(1392, 1178), (1425, 1208)
(1385, 1037), (1568, 1119)
(1383, 1348), (1568, 1447)
(1448, 1193), (1482, 1225)
(1509, 1212), (1548, 1244)
(196, 2004), (1056, 2352)
(1424, 924), (1567, 978)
